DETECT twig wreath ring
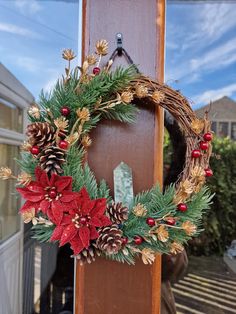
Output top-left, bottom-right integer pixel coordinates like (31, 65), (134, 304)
(0, 40), (213, 265)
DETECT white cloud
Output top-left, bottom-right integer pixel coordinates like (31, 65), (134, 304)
(0, 22), (38, 38)
(193, 83), (236, 105)
(166, 37), (236, 82)
(182, 3), (236, 50)
(15, 56), (41, 73)
(15, 0), (42, 15)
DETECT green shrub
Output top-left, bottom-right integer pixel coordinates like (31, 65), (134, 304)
(164, 135), (236, 255)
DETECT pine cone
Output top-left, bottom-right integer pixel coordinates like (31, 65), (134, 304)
(38, 146), (65, 175)
(97, 224), (123, 254)
(26, 122), (55, 147)
(76, 242), (101, 265)
(107, 202), (128, 224)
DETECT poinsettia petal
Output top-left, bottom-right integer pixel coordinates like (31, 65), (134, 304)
(70, 237), (84, 255)
(79, 226), (90, 248)
(54, 176), (73, 192)
(89, 226), (99, 240)
(46, 207), (57, 224)
(51, 202), (64, 224)
(26, 182), (44, 193)
(19, 200), (40, 213)
(61, 215), (74, 225)
(35, 167), (49, 187)
(60, 224), (78, 246)
(60, 191), (79, 203)
(50, 226), (64, 242)
(53, 199), (74, 213)
(16, 187), (44, 202)
(40, 199), (50, 214)
(90, 216), (103, 227)
(99, 215), (112, 226)
(90, 198), (107, 217)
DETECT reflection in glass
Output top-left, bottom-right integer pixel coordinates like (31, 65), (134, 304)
(0, 144), (20, 242)
(231, 123), (236, 140)
(211, 121), (217, 134)
(218, 122), (228, 138)
(0, 99), (23, 133)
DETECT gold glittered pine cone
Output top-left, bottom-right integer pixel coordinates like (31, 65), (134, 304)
(38, 146), (65, 176)
(54, 117), (69, 131)
(76, 107), (90, 122)
(191, 118), (205, 134)
(17, 172), (32, 186)
(22, 208), (37, 224)
(97, 224), (123, 254)
(132, 203), (147, 217)
(141, 248), (156, 265)
(135, 84), (149, 98)
(107, 201), (129, 224)
(26, 122), (55, 147)
(86, 54), (97, 65)
(120, 91), (134, 104)
(95, 39), (108, 56)
(152, 90), (165, 103)
(0, 167), (12, 180)
(170, 242), (184, 255)
(156, 225), (169, 242)
(28, 104), (41, 119)
(81, 135), (92, 148)
(182, 221), (197, 236)
(62, 48), (76, 61)
(76, 242), (101, 265)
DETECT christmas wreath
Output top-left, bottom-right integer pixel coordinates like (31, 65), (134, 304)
(0, 40), (213, 265)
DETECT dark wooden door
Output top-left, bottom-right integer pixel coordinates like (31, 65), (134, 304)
(75, 1), (165, 313)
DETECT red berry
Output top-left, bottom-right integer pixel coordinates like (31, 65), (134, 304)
(49, 189), (57, 199)
(205, 168), (213, 177)
(177, 203), (188, 212)
(93, 67), (100, 75)
(134, 235), (143, 245)
(79, 217), (87, 225)
(200, 141), (209, 150)
(60, 106), (70, 116)
(122, 237), (129, 245)
(146, 217), (155, 227)
(30, 146), (40, 155)
(59, 140), (69, 150)
(191, 149), (201, 158)
(166, 218), (176, 225)
(203, 132), (213, 142)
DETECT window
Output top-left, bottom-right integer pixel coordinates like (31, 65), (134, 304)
(0, 98), (23, 133)
(0, 95), (25, 242)
(0, 144), (21, 242)
(211, 121), (217, 134)
(218, 122), (228, 138)
(231, 123), (236, 140)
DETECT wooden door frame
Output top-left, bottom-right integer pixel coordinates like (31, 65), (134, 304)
(75, 1), (166, 313)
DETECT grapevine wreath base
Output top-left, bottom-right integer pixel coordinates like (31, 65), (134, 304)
(0, 41), (213, 265)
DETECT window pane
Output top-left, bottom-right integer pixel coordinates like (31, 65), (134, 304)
(218, 122), (228, 137)
(231, 123), (236, 140)
(0, 144), (20, 242)
(211, 121), (217, 134)
(0, 99), (23, 133)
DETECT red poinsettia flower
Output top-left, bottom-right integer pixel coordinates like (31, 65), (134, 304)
(50, 187), (111, 255)
(17, 167), (79, 224)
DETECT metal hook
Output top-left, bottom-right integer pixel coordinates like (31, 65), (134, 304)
(116, 33), (123, 56)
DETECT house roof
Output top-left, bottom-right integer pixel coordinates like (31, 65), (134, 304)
(195, 96), (236, 120)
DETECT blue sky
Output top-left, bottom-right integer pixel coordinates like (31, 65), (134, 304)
(166, 2), (236, 109)
(0, 1), (236, 109)
(0, 0), (79, 99)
